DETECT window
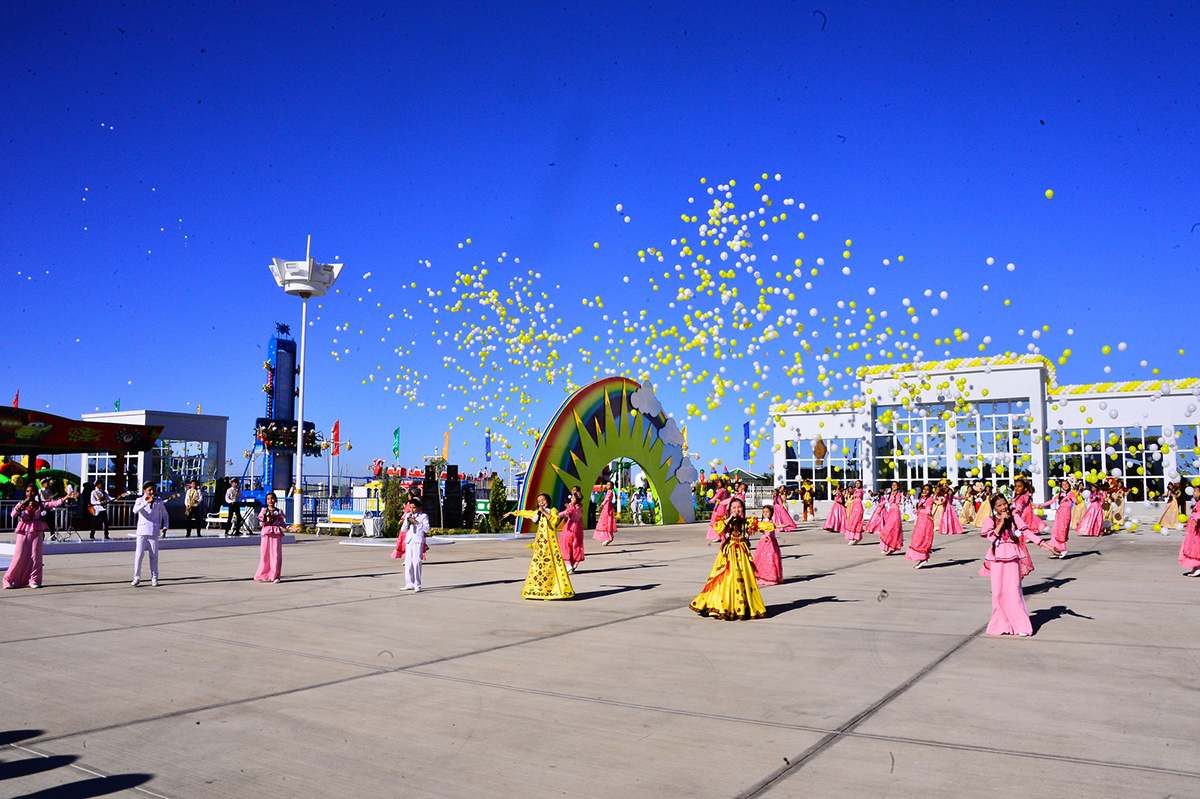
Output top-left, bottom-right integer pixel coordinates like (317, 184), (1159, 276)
(84, 453), (141, 493)
(954, 399), (1034, 489)
(874, 403), (950, 494)
(788, 437), (861, 500)
(1047, 426), (1169, 499)
(147, 439), (220, 495)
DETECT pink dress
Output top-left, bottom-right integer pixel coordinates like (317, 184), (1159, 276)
(594, 490), (617, 541)
(751, 519), (783, 586)
(938, 495), (964, 534)
(558, 502), (585, 567)
(707, 488), (731, 540)
(255, 507), (286, 581)
(1048, 493), (1074, 553)
(822, 495), (847, 534)
(1012, 493), (1047, 534)
(879, 493), (905, 553)
(1178, 503), (1200, 569)
(4, 498), (66, 589)
(844, 489), (865, 541)
(864, 495), (885, 535)
(978, 516), (1043, 635)
(770, 494), (797, 532)
(906, 497), (937, 563)
(1077, 493), (1106, 537)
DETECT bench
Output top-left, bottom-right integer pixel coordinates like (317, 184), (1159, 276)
(205, 506), (262, 534)
(204, 509), (230, 530)
(316, 510), (373, 537)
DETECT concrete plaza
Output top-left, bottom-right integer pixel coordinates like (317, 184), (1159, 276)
(1, 521), (1198, 798)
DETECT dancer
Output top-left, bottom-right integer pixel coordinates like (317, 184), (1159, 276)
(770, 486), (798, 532)
(691, 498), (766, 620)
(399, 498), (430, 592)
(255, 492), (286, 583)
(131, 482), (168, 587)
(879, 482), (905, 554)
(938, 484), (965, 535)
(1178, 498), (1200, 577)
(822, 484), (848, 534)
(1011, 479), (1047, 536)
(958, 483), (977, 526)
(707, 480), (732, 541)
(1106, 480), (1127, 529)
(800, 478), (816, 522)
(4, 484), (76, 589)
(1159, 481), (1183, 531)
(1077, 487), (1107, 537)
(864, 488), (886, 538)
(593, 481), (617, 544)
(906, 484), (937, 567)
(974, 483), (994, 524)
(844, 480), (865, 544)
(1070, 482), (1087, 530)
(508, 494), (574, 600)
(978, 495), (1057, 636)
(1044, 482), (1076, 558)
(558, 486), (585, 573)
(751, 505), (782, 586)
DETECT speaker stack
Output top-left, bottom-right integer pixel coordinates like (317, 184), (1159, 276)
(442, 464), (462, 529)
(460, 483), (476, 529)
(421, 465), (440, 521)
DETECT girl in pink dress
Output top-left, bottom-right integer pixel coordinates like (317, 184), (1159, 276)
(978, 496), (1056, 635)
(558, 486), (586, 573)
(879, 483), (905, 554)
(593, 482), (617, 544)
(864, 490), (885, 536)
(752, 505), (783, 586)
(707, 482), (732, 541)
(255, 492), (286, 583)
(937, 485), (964, 535)
(1077, 489), (1107, 537)
(1044, 484), (1075, 557)
(844, 481), (865, 543)
(1010, 479), (1047, 535)
(1178, 499), (1200, 577)
(822, 485), (848, 534)
(906, 485), (937, 567)
(770, 486), (797, 532)
(5, 484), (76, 589)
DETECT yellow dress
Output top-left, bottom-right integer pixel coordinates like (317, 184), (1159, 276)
(515, 509), (574, 600)
(975, 496), (993, 526)
(1070, 491), (1086, 529)
(690, 518), (766, 620)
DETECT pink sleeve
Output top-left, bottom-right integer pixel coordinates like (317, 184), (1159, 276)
(979, 516), (996, 539)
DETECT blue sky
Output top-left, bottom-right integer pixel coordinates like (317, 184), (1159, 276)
(4, 1), (1198, 474)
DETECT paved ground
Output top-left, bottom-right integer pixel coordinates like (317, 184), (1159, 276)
(1, 521), (1197, 798)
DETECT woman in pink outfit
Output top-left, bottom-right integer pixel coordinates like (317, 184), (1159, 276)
(822, 485), (848, 534)
(770, 486), (797, 532)
(978, 496), (1056, 636)
(1178, 498), (1200, 577)
(1076, 489), (1107, 537)
(879, 483), (905, 554)
(864, 490), (885, 536)
(752, 506), (783, 585)
(1010, 479), (1047, 535)
(906, 485), (937, 566)
(937, 485), (964, 535)
(844, 481), (865, 544)
(5, 484), (76, 589)
(706, 482), (732, 541)
(255, 492), (286, 583)
(1045, 483), (1076, 557)
(593, 482), (617, 544)
(558, 486), (586, 573)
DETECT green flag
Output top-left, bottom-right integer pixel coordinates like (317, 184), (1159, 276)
(392, 427), (400, 458)
(114, 398), (120, 412)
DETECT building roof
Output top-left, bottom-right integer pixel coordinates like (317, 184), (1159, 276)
(1048, 378), (1200, 397)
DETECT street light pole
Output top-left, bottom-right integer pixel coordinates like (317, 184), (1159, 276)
(295, 235), (311, 526)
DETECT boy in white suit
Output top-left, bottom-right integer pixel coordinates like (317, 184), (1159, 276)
(132, 482), (169, 587)
(400, 498), (430, 592)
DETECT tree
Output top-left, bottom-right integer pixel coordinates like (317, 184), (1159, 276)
(489, 475), (508, 532)
(383, 477), (406, 537)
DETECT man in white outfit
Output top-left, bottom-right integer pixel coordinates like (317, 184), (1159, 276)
(400, 498), (430, 592)
(132, 482), (168, 587)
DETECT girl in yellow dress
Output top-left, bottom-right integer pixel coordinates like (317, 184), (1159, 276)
(691, 498), (768, 620)
(507, 494), (575, 600)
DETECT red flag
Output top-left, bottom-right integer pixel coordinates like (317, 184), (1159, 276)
(332, 420), (340, 455)
(11, 390), (17, 408)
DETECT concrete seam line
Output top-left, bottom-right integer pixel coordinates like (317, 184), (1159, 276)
(736, 543), (1105, 798)
(9, 742), (174, 799)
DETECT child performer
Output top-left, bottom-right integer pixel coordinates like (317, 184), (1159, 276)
(1044, 483), (1075, 558)
(770, 486), (798, 532)
(844, 481), (865, 544)
(752, 504), (782, 586)
(938, 484), (965, 535)
(594, 481), (618, 545)
(131, 482), (168, 587)
(691, 499), (766, 620)
(4, 483), (76, 589)
(978, 496), (1056, 636)
(822, 484), (848, 534)
(906, 484), (937, 568)
(559, 486), (586, 573)
(508, 494), (574, 599)
(399, 498), (430, 592)
(255, 492), (286, 582)
(707, 480), (733, 541)
(1077, 488), (1107, 537)
(879, 483), (905, 554)
(1179, 499), (1200, 577)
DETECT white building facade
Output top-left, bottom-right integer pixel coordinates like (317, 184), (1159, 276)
(772, 355), (1200, 505)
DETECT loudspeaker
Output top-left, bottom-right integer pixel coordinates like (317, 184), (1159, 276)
(461, 483), (476, 528)
(442, 464), (462, 528)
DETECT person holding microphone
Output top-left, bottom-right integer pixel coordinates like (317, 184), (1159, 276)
(399, 498), (430, 592)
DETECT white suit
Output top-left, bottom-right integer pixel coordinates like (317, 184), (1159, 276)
(401, 512), (430, 590)
(132, 496), (168, 581)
